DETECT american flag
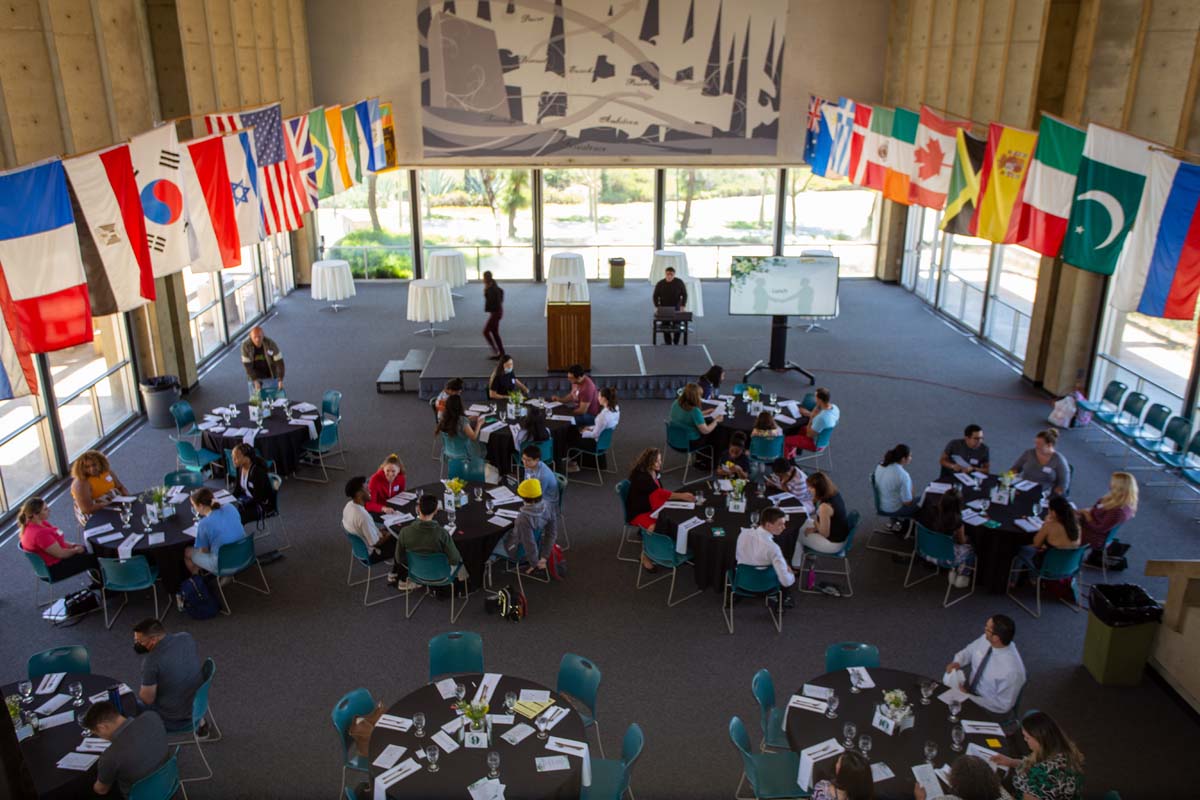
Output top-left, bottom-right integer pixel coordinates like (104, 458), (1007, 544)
(204, 103), (304, 234)
(285, 115), (318, 212)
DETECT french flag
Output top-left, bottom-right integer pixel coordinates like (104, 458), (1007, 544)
(1111, 153), (1200, 320)
(0, 160), (93, 354)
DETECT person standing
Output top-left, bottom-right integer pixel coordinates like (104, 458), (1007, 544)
(652, 266), (688, 344)
(132, 618), (204, 733)
(482, 270), (505, 359)
(241, 326), (285, 395)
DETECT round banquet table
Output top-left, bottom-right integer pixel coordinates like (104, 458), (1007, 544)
(87, 497), (196, 593)
(709, 395), (806, 459)
(546, 252), (587, 283)
(407, 279), (455, 324)
(480, 406), (576, 478)
(381, 482), (514, 590)
(655, 479), (806, 591)
(648, 249), (689, 283)
(919, 476), (1042, 593)
(200, 402), (316, 476)
(785, 668), (1014, 800)
(544, 276), (590, 309)
(369, 673), (586, 800)
(311, 259), (356, 302)
(2, 672), (135, 800)
(425, 249), (469, 288)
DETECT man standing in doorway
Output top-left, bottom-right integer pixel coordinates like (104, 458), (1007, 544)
(241, 326), (285, 395)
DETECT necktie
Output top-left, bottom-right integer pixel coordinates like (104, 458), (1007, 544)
(967, 648), (993, 695)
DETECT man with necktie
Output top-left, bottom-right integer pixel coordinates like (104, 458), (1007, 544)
(944, 614), (1026, 714)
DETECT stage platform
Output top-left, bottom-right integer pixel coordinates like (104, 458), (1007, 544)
(414, 344), (714, 400)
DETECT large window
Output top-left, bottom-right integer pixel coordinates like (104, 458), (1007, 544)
(184, 268), (226, 364)
(985, 245), (1038, 359)
(902, 207), (943, 303)
(419, 169), (532, 280)
(47, 314), (137, 461)
(222, 246), (264, 337)
(782, 169), (880, 277)
(0, 392), (53, 513)
(542, 168), (654, 279)
(665, 169), (775, 278)
(320, 172), (415, 279)
(1095, 305), (1194, 412)
(937, 234), (989, 332)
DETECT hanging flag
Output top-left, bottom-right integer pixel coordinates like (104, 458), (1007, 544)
(224, 129), (263, 245)
(803, 96), (823, 169)
(182, 133), (240, 272)
(909, 106), (972, 209)
(1110, 153), (1200, 319)
(971, 123), (1039, 243)
(204, 102), (305, 235)
(857, 106), (892, 191)
(804, 96), (836, 176)
(341, 105), (362, 185)
(827, 97), (856, 179)
(308, 107), (335, 198)
(380, 102), (398, 170)
(883, 107), (919, 204)
(285, 114), (318, 213)
(0, 304), (35, 398)
(1013, 115), (1086, 257)
(1062, 125), (1153, 275)
(0, 160), (92, 353)
(848, 102), (875, 186)
(355, 98), (386, 173)
(63, 144), (155, 315)
(940, 128), (987, 235)
(325, 105), (352, 192)
(129, 125), (190, 277)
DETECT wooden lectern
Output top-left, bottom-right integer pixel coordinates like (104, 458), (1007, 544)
(546, 302), (591, 371)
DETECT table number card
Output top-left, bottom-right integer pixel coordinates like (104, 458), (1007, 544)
(463, 730), (488, 748)
(871, 705), (912, 735)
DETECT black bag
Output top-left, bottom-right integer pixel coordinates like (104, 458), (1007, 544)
(485, 582), (527, 621)
(63, 588), (100, 617)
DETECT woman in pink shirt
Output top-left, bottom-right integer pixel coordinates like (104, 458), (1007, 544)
(18, 497), (96, 580)
(1078, 472), (1137, 552)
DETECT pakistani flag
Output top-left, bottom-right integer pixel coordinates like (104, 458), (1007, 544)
(1061, 125), (1152, 275)
(308, 107), (335, 199)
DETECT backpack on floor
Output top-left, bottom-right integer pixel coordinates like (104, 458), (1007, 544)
(485, 581), (527, 622)
(547, 544), (567, 581)
(179, 575), (221, 619)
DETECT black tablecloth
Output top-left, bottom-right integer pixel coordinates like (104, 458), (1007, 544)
(785, 668), (1014, 800)
(87, 498), (196, 593)
(381, 482), (514, 590)
(3, 673), (135, 800)
(655, 479), (806, 591)
(483, 406), (575, 477)
(369, 673), (585, 800)
(919, 476), (1041, 593)
(200, 402), (316, 476)
(710, 396), (805, 456)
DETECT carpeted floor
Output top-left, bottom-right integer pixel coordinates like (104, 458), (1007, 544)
(1, 278), (1195, 798)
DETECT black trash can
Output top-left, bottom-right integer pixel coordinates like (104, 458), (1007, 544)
(608, 257), (626, 288)
(140, 376), (181, 429)
(1083, 583), (1163, 685)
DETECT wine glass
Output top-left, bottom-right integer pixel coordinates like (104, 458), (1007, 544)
(486, 500), (495, 515)
(535, 714), (550, 740)
(849, 672), (862, 694)
(705, 506), (715, 522)
(920, 680), (935, 705)
(68, 681), (84, 707)
(454, 683), (466, 704)
(18, 681), (33, 706)
(426, 745), (440, 772)
(824, 693), (839, 719)
(473, 487), (483, 503)
(504, 691), (517, 713)
(842, 722), (857, 749)
(951, 725), (966, 752)
(76, 707), (91, 736)
(749, 510), (760, 527)
(979, 499), (990, 516)
(948, 700), (962, 723)
(140, 513), (152, 533)
(416, 488), (424, 502)
(486, 750), (500, 779)
(446, 509), (457, 532)
(924, 740), (938, 764)
(120, 505), (132, 529)
(694, 491), (705, 506)
(858, 734), (872, 760)
(413, 712), (426, 737)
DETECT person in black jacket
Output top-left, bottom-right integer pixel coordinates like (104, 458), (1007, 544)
(652, 267), (688, 344)
(482, 271), (505, 359)
(230, 444), (275, 525)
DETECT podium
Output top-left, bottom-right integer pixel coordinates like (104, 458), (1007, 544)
(547, 302), (591, 371)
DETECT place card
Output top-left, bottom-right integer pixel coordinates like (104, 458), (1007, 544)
(717, 479), (734, 491)
(441, 716), (465, 735)
(34, 694), (70, 714)
(661, 501), (695, 509)
(84, 523), (114, 538)
(434, 678), (458, 699)
(871, 762), (894, 782)
(390, 492), (417, 505)
(487, 486), (517, 500)
(778, 505), (806, 515)
(431, 730), (460, 753)
(535, 755), (571, 772)
(291, 402), (318, 413)
(966, 743), (1006, 772)
(872, 704), (913, 735)
(1015, 479), (1038, 491)
(783, 695), (828, 728)
(374, 714), (412, 732)
(801, 684), (834, 700)
(181, 526), (197, 539)
(1014, 517), (1043, 533)
(925, 482), (953, 494)
(519, 689), (550, 703)
(381, 513), (414, 527)
(287, 419), (317, 439)
(36, 673), (66, 694)
(487, 714), (514, 725)
(373, 744), (406, 769)
(938, 685), (969, 705)
(846, 667), (875, 688)
(488, 515), (512, 527)
(40, 710), (76, 729)
(798, 738), (844, 790)
(88, 684), (131, 704)
(473, 673), (502, 706)
(962, 720), (1006, 736)
(56, 752), (99, 771)
(501, 723), (534, 745)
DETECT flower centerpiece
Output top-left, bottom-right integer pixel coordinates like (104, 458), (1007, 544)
(728, 478), (748, 513)
(446, 477), (468, 507)
(142, 486), (168, 522)
(995, 470), (1016, 503)
(458, 700), (490, 733)
(5, 695), (19, 724)
(881, 688), (913, 723)
(506, 389), (525, 419)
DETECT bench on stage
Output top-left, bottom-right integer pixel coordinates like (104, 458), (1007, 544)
(376, 349), (431, 393)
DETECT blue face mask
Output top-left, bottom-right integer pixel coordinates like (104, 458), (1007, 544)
(505, 368), (513, 374)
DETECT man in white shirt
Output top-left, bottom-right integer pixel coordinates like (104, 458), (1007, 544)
(342, 476), (413, 590)
(944, 614), (1026, 714)
(734, 507), (796, 608)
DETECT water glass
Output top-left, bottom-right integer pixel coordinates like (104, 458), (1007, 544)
(446, 510), (457, 532)
(140, 513), (152, 532)
(504, 691), (517, 713)
(413, 712), (426, 737)
(454, 682), (466, 703)
(951, 725), (966, 752)
(416, 488), (424, 502)
(486, 750), (500, 779)
(849, 673), (862, 694)
(842, 722), (857, 749)
(486, 500), (495, 515)
(824, 694), (839, 719)
(121, 506), (132, 529)
(68, 682), (84, 707)
(749, 511), (760, 527)
(18, 681), (32, 705)
(426, 745), (440, 771)
(979, 499), (990, 515)
(770, 393), (778, 406)
(76, 708), (90, 736)
(705, 507), (715, 522)
(473, 487), (483, 503)
(858, 734), (872, 759)
(694, 491), (705, 506)
(924, 740), (938, 763)
(920, 680), (935, 705)
(948, 700), (962, 723)
(535, 714), (550, 740)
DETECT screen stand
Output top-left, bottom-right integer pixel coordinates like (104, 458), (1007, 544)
(798, 320), (830, 333)
(744, 315), (815, 385)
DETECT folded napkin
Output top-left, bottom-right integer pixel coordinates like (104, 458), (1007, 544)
(373, 759), (421, 800)
(288, 419), (318, 439)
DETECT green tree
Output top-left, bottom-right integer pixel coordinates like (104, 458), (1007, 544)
(677, 168), (698, 237)
(367, 174), (381, 232)
(501, 170), (529, 240)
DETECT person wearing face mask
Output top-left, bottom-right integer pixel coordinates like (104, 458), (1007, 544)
(131, 618), (205, 734)
(84, 701), (168, 797)
(365, 454), (407, 513)
(488, 353), (529, 400)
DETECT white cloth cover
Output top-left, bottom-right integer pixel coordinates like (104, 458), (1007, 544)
(547, 252), (587, 283)
(311, 259), (356, 301)
(544, 276), (590, 316)
(649, 249), (690, 282)
(425, 249), (468, 288)
(407, 278), (455, 323)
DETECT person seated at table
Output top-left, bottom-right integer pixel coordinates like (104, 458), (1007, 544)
(18, 497), (96, 581)
(342, 476), (408, 588)
(796, 471), (850, 556)
(767, 458), (812, 505)
(626, 448), (695, 567)
(940, 424), (991, 479)
(564, 387), (620, 473)
(488, 354), (529, 400)
(697, 365), (724, 400)
(786, 387), (838, 456)
(735, 506), (796, 607)
(921, 489), (974, 588)
(874, 443), (917, 521)
(811, 751), (874, 800)
(716, 432), (751, 480)
(989, 711), (1084, 800)
(653, 266), (688, 345)
(229, 443), (275, 525)
(516, 406), (552, 450)
(365, 454), (407, 513)
(520, 444), (560, 508)
(183, 488), (247, 578)
(132, 618), (203, 734)
(944, 614), (1026, 714)
(436, 394), (485, 457)
(670, 383), (724, 458)
(241, 325), (284, 395)
(71, 449), (129, 525)
(496, 478), (559, 574)
(1077, 471), (1137, 553)
(435, 377), (464, 418)
(394, 494), (467, 589)
(552, 364), (601, 425)
(751, 410), (782, 439)
(1010, 428), (1070, 495)
(84, 701), (168, 797)
(913, 755), (1011, 800)
(1014, 495), (1082, 576)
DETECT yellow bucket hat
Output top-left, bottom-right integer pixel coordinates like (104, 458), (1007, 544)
(517, 478), (542, 499)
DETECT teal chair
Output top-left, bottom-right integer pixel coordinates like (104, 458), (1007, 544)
(98, 556), (164, 630)
(1135, 415), (1190, 461)
(175, 440), (221, 476)
(28, 645), (90, 681)
(582, 723), (643, 800)
(748, 436), (784, 478)
(1095, 392), (1148, 445)
(800, 392), (816, 411)
(128, 745), (183, 800)
(793, 424), (835, 472)
(487, 527), (550, 592)
(1078, 380), (1126, 416)
(557, 654), (605, 757)
(255, 472), (289, 552)
(168, 657), (222, 783)
(566, 427), (618, 486)
(299, 421), (345, 483)
(614, 480), (641, 563)
(163, 470), (206, 489)
(447, 457), (487, 482)
(824, 642), (880, 673)
(867, 471), (914, 557)
(211, 536), (271, 615)
(21, 549), (78, 607)
(332, 688), (375, 793)
(734, 383), (763, 396)
(344, 533), (402, 607)
(795, 510), (861, 598)
(723, 566), (784, 634)
(429, 631), (484, 680)
(637, 531), (702, 606)
(322, 389), (343, 425)
(903, 523), (976, 607)
(1007, 546), (1089, 618)
(169, 400), (200, 444)
(1103, 792), (1121, 800)
(405, 552), (469, 623)
(1117, 402), (1169, 445)
(1163, 429), (1200, 496)
(750, 669), (790, 752)
(664, 421), (712, 484)
(510, 438), (555, 473)
(728, 716), (805, 800)
(1083, 523), (1125, 582)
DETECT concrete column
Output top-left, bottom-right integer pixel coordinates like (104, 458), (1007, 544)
(1039, 265), (1105, 395)
(874, 200), (907, 283)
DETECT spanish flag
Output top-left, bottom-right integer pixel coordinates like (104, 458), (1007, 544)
(970, 123), (1039, 243)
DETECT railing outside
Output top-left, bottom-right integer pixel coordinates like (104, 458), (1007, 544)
(1093, 353), (1186, 415)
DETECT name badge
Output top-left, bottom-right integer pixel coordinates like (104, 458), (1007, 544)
(1042, 466), (1054, 475)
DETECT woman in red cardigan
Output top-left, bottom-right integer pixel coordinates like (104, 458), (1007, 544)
(625, 448), (695, 571)
(365, 454), (407, 513)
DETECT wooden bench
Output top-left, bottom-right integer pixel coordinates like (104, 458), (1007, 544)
(376, 349), (430, 393)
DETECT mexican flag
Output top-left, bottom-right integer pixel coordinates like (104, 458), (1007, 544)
(1013, 115), (1085, 256)
(855, 106), (892, 191)
(883, 107), (919, 205)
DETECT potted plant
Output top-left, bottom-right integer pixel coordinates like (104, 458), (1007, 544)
(142, 486), (168, 523)
(728, 478), (747, 513)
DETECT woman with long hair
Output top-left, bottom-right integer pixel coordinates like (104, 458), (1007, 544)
(488, 353), (529, 400)
(1077, 471), (1137, 551)
(1015, 494), (1082, 574)
(913, 755), (1009, 800)
(990, 711), (1084, 799)
(697, 365), (724, 400)
(70, 449), (129, 525)
(668, 382), (723, 459)
(566, 387), (621, 473)
(798, 472), (851, 555)
(436, 394), (485, 454)
(751, 411), (781, 438)
(230, 443), (274, 524)
(920, 488), (975, 587)
(366, 453), (407, 513)
(812, 751), (875, 800)
(625, 448), (695, 570)
(482, 270), (505, 358)
(18, 497), (95, 580)
(873, 443), (916, 519)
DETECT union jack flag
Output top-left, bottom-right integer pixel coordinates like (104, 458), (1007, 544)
(807, 95), (823, 132)
(285, 114), (318, 213)
(203, 103), (304, 234)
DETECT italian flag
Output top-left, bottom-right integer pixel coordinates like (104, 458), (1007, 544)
(883, 107), (919, 205)
(1013, 115), (1085, 256)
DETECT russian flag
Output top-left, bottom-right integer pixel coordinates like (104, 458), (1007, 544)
(0, 160), (92, 353)
(1111, 153), (1200, 320)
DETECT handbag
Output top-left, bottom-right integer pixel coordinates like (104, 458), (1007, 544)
(42, 588), (100, 625)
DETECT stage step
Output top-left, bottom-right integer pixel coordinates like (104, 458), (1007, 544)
(376, 349), (431, 393)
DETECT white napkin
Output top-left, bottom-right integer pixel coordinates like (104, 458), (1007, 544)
(291, 402), (317, 413)
(519, 689), (549, 703)
(776, 414), (796, 425)
(34, 694), (70, 714)
(1014, 517), (1044, 533)
(88, 684), (131, 704)
(431, 730), (460, 753)
(84, 523), (114, 538)
(545, 735), (590, 758)
(288, 419), (318, 439)
(675, 516), (704, 553)
(373, 759), (420, 800)
(117, 533), (144, 560)
(1015, 479), (1038, 491)
(501, 723), (534, 745)
(469, 404), (491, 413)
(479, 421), (507, 444)
(473, 673), (502, 706)
(388, 493), (416, 506)
(181, 525), (198, 539)
(56, 752), (99, 771)
(535, 755), (571, 772)
(871, 762), (894, 782)
(495, 508), (520, 519)
(467, 777), (506, 800)
(802, 684), (834, 700)
(541, 705), (570, 730)
(41, 710), (77, 729)
(434, 678), (457, 699)
(242, 429), (259, 446)
(961, 720), (1006, 736)
(77, 737), (112, 753)
(488, 515), (512, 526)
(373, 744), (407, 769)
(549, 415), (576, 423)
(847, 667), (875, 688)
(147, 533), (165, 546)
(783, 694), (828, 728)
(374, 714), (412, 732)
